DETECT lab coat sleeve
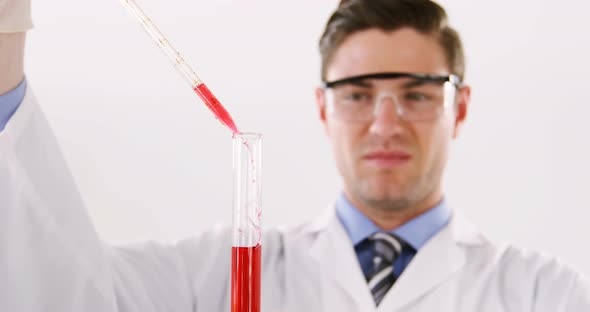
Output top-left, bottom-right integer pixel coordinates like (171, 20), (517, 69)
(0, 92), (117, 310)
(108, 242), (197, 312)
(564, 273), (590, 311)
(106, 226), (287, 312)
(116, 226), (234, 312)
(0, 87), (237, 311)
(525, 250), (590, 312)
(173, 226), (287, 311)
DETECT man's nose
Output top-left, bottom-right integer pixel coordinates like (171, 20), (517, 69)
(368, 93), (405, 137)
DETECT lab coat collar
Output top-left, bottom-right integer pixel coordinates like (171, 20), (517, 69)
(380, 212), (485, 310)
(309, 207), (376, 310)
(308, 206), (486, 310)
(0, 85), (35, 153)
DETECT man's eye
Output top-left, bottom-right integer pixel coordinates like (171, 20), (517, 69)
(344, 92), (371, 102)
(406, 92), (430, 101)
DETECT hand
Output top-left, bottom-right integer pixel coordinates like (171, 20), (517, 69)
(0, 0), (33, 33)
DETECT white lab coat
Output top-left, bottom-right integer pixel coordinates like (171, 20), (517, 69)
(1, 87), (589, 312)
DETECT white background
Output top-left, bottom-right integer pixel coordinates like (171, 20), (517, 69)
(26, 0), (590, 275)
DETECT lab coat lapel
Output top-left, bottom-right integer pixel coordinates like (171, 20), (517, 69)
(308, 209), (376, 310)
(378, 213), (484, 310)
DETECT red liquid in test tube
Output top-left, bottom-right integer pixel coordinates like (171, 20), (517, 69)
(231, 244), (261, 312)
(232, 133), (262, 312)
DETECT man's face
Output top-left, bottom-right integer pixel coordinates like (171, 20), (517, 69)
(316, 28), (469, 212)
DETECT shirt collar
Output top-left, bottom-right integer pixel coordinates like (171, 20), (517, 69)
(336, 193), (452, 251)
(0, 78), (27, 132)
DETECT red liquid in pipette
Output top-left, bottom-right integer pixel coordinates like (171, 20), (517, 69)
(231, 244), (261, 312)
(193, 83), (239, 134)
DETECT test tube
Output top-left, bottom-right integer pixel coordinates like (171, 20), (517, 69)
(231, 133), (262, 312)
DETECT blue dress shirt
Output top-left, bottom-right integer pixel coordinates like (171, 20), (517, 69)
(0, 78), (27, 132)
(336, 193), (451, 280)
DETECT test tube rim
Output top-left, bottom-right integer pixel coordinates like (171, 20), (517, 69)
(233, 132), (263, 140)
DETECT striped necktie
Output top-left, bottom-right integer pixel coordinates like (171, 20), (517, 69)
(367, 232), (403, 306)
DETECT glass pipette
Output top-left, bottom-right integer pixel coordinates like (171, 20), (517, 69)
(119, 0), (239, 134)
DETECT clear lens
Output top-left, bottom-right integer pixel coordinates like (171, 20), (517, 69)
(325, 77), (457, 122)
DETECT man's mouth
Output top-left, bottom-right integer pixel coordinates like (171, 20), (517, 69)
(363, 150), (412, 168)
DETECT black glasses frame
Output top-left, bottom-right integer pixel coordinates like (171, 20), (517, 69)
(322, 72), (463, 89)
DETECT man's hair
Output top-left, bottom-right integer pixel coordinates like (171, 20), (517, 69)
(319, 0), (465, 81)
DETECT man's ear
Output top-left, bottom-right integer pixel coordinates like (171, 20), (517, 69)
(453, 85), (471, 139)
(315, 87), (330, 135)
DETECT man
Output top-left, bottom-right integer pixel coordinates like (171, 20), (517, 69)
(1, 0), (589, 311)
